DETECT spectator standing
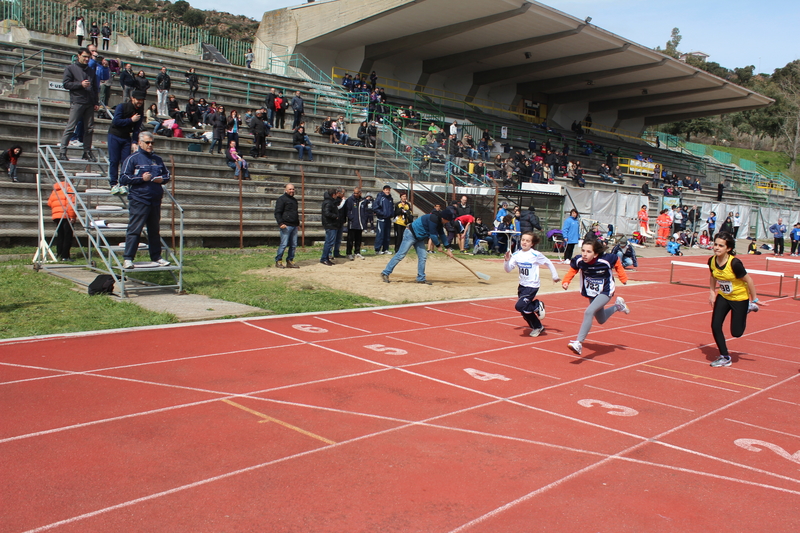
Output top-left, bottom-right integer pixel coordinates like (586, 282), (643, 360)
(185, 68), (199, 100)
(94, 57), (111, 106)
(720, 215), (734, 236)
(226, 109), (241, 148)
(518, 206), (542, 237)
(381, 209), (455, 285)
(637, 205), (653, 241)
(320, 188), (339, 265)
(707, 211), (717, 235)
(155, 67), (171, 117)
(332, 187), (347, 259)
(118, 132), (171, 269)
(560, 208), (580, 263)
(274, 91), (287, 129)
(393, 192), (413, 253)
(58, 48), (98, 162)
(717, 180), (725, 201)
(769, 218), (787, 257)
(245, 48), (254, 69)
(75, 16), (85, 46)
(733, 212), (742, 239)
(47, 180), (77, 261)
(1, 144), (22, 183)
(209, 104), (227, 154)
(107, 89), (144, 195)
(345, 187), (368, 260)
(274, 183), (300, 269)
(264, 88), (277, 124)
(790, 222), (800, 256)
(101, 22), (111, 51)
(656, 209), (671, 247)
(291, 91), (304, 130)
(119, 63), (136, 103)
(89, 21), (99, 47)
(249, 110), (268, 158)
(373, 184), (394, 254)
(455, 195), (473, 247)
(134, 70), (150, 96)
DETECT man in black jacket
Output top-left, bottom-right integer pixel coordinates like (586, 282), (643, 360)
(155, 66), (171, 116)
(107, 89), (145, 193)
(320, 188), (339, 265)
(58, 48), (98, 162)
(518, 207), (542, 235)
(291, 91), (304, 130)
(249, 110), (269, 157)
(119, 63), (136, 103)
(274, 183), (300, 268)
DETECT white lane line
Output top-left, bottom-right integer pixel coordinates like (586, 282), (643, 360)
(385, 335), (456, 354)
(468, 302), (510, 311)
(560, 353), (615, 366)
(583, 384), (694, 412)
(636, 370), (741, 393)
(314, 316), (372, 333)
(372, 311), (429, 326)
(678, 357), (778, 377)
(241, 322), (305, 342)
(424, 306), (477, 319)
(444, 328), (516, 344)
(737, 338), (800, 351)
(473, 358), (561, 380)
(590, 339), (659, 355)
(769, 397), (800, 408)
(725, 418), (800, 441)
(739, 352), (800, 366)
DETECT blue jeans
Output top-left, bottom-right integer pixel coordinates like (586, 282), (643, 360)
(209, 136), (223, 153)
(321, 228), (337, 261)
(334, 225), (345, 256)
(374, 217), (392, 252)
(382, 228), (428, 282)
(294, 144), (312, 161)
(107, 133), (131, 186)
(275, 225), (298, 262)
(616, 252), (633, 267)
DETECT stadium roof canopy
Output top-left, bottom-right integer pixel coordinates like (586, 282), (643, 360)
(256, 0), (772, 130)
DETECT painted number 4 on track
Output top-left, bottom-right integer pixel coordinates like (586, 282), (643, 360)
(463, 368), (511, 381)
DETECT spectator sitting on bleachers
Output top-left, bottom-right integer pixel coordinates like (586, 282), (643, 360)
(698, 230), (711, 249)
(332, 116), (349, 145)
(676, 231), (691, 248)
(635, 152), (645, 161)
(145, 103), (162, 134)
(185, 98), (201, 128)
(611, 165), (624, 184)
(226, 140), (250, 180)
(611, 237), (637, 269)
(597, 163), (615, 183)
(167, 95), (184, 125)
(320, 116), (334, 139)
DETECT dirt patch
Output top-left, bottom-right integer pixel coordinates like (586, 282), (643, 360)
(248, 252), (579, 304)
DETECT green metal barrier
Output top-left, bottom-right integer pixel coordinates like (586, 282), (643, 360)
(2, 0), (252, 66)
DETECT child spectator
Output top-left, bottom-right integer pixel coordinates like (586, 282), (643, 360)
(504, 232), (560, 337)
(226, 140), (250, 180)
(47, 180), (77, 261)
(748, 237), (762, 255)
(791, 222), (800, 256)
(1, 144), (22, 183)
(89, 22), (99, 47)
(666, 236), (683, 256)
(698, 230), (711, 250)
(101, 22), (111, 50)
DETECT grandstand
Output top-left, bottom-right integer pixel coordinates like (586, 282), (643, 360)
(1, 0), (799, 262)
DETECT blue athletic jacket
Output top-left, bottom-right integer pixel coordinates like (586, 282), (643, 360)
(411, 212), (450, 247)
(119, 150), (170, 204)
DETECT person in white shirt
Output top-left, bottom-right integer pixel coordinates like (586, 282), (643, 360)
(733, 212), (742, 239)
(504, 232), (560, 337)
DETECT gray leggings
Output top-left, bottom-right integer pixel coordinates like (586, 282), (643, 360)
(577, 293), (618, 342)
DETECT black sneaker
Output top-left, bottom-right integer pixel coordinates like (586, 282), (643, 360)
(58, 153), (69, 161)
(83, 152), (98, 162)
(381, 273), (390, 283)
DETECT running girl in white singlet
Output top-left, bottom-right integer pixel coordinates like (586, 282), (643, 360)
(504, 232), (560, 337)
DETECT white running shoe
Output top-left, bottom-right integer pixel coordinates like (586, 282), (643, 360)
(122, 260), (134, 269)
(535, 300), (546, 319)
(615, 297), (630, 314)
(155, 258), (171, 267)
(748, 302), (759, 313)
(568, 340), (582, 355)
(529, 327), (544, 337)
(355, 253), (365, 260)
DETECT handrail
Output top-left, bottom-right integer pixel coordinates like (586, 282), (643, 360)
(10, 47), (46, 88)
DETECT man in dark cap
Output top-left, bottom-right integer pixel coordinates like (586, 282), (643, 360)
(381, 208), (454, 284)
(107, 89), (146, 194)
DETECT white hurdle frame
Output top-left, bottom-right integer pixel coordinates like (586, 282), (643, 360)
(795, 274), (800, 300)
(669, 260), (786, 297)
(765, 256), (800, 271)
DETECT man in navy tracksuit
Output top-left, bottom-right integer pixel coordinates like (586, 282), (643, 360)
(107, 89), (145, 194)
(119, 131), (170, 269)
(381, 208), (454, 284)
(373, 184), (395, 254)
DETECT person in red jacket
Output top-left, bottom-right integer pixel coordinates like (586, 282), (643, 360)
(47, 181), (77, 261)
(0, 145), (22, 183)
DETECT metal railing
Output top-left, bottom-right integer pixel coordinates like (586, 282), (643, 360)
(10, 47), (46, 88)
(2, 0), (252, 66)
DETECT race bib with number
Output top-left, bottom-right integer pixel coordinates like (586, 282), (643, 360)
(584, 277), (604, 297)
(717, 281), (733, 294)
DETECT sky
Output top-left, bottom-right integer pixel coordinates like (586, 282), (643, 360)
(185, 0), (798, 74)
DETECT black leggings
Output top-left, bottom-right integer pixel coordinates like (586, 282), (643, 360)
(711, 295), (748, 356)
(563, 243), (576, 261)
(774, 237), (784, 255)
(792, 240), (799, 255)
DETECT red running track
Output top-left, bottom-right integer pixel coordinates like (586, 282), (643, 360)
(1, 255), (799, 532)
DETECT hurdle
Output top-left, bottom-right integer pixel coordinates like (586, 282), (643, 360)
(670, 260), (786, 297)
(765, 256), (800, 271)
(795, 275), (800, 300)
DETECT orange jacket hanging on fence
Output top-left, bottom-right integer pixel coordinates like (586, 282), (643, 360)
(47, 181), (77, 221)
(656, 212), (671, 246)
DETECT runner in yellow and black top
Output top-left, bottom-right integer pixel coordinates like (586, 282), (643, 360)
(708, 232), (765, 367)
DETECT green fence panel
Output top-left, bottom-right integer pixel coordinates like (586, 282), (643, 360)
(739, 158), (756, 171)
(684, 142), (705, 156)
(712, 150), (732, 165)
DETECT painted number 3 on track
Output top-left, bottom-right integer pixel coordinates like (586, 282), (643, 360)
(578, 399), (639, 417)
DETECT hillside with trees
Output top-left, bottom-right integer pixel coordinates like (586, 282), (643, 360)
(655, 28), (800, 179)
(66, 0), (260, 42)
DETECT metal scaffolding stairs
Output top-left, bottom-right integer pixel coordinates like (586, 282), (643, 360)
(33, 143), (185, 297)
